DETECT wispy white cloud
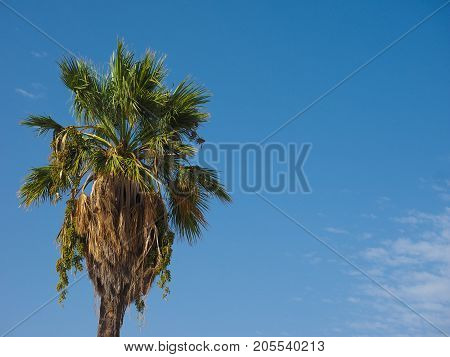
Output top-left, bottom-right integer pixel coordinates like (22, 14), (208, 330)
(347, 296), (360, 303)
(15, 88), (37, 99)
(375, 196), (392, 210)
(360, 232), (373, 240)
(431, 179), (450, 201)
(419, 177), (450, 202)
(377, 196), (391, 204)
(324, 227), (348, 235)
(15, 84), (45, 100)
(352, 206), (450, 335)
(302, 251), (322, 264)
(31, 51), (48, 58)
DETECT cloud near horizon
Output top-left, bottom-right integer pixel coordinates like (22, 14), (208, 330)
(351, 206), (450, 336)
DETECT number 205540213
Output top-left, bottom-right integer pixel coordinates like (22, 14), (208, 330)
(253, 340), (325, 352)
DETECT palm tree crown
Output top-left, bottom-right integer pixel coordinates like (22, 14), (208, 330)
(19, 41), (230, 336)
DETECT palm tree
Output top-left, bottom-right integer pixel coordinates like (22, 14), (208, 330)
(19, 41), (230, 337)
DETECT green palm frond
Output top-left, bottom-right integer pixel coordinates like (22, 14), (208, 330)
(133, 50), (167, 94)
(165, 164), (230, 243)
(21, 115), (64, 137)
(163, 79), (210, 136)
(59, 57), (103, 123)
(19, 165), (64, 206)
(167, 182), (208, 243)
(182, 165), (231, 202)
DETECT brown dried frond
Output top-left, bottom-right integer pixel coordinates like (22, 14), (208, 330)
(74, 175), (170, 316)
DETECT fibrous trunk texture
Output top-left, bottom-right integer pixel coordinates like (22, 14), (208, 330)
(75, 175), (168, 337)
(97, 295), (125, 337)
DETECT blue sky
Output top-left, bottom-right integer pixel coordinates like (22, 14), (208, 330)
(1, 0), (450, 336)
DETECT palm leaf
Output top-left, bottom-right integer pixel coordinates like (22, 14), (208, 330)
(21, 115), (64, 136)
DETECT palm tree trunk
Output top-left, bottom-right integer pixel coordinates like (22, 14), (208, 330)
(97, 295), (125, 337)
